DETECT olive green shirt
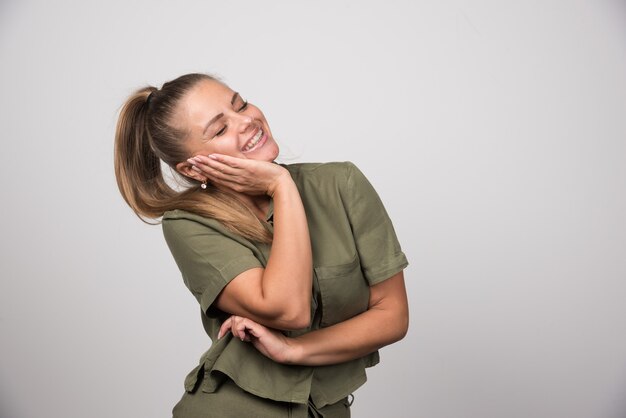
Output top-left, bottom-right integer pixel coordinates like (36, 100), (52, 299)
(162, 162), (408, 408)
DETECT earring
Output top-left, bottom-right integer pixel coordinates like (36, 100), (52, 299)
(200, 180), (207, 190)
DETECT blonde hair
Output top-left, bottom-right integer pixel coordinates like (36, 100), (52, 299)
(114, 73), (272, 243)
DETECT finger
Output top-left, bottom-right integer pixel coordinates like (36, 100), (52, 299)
(194, 155), (241, 175)
(240, 318), (265, 341)
(233, 319), (247, 341)
(188, 158), (235, 179)
(188, 160), (235, 184)
(218, 317), (233, 339)
(188, 165), (208, 183)
(208, 153), (245, 169)
(235, 317), (260, 342)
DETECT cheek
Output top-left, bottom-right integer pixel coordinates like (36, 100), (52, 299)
(199, 135), (241, 155)
(250, 105), (268, 123)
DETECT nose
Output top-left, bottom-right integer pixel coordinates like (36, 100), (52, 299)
(236, 114), (254, 133)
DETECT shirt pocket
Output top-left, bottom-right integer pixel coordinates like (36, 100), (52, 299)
(314, 254), (370, 327)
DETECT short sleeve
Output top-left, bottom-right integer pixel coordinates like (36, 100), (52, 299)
(162, 216), (263, 315)
(341, 162), (408, 285)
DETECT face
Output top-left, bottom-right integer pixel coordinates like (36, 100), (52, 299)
(174, 79), (279, 178)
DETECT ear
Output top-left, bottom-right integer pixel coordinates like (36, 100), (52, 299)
(175, 161), (207, 183)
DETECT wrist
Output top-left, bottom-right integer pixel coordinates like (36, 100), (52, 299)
(283, 336), (305, 365)
(266, 168), (292, 198)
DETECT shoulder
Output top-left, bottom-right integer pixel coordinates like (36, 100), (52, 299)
(283, 161), (363, 189)
(163, 208), (217, 228)
(283, 160), (358, 176)
(161, 209), (228, 241)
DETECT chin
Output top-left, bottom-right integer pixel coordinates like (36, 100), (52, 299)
(267, 142), (280, 161)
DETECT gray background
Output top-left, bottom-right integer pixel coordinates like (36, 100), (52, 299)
(1, 1), (625, 417)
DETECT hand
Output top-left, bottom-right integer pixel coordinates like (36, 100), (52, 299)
(218, 315), (300, 364)
(188, 154), (290, 196)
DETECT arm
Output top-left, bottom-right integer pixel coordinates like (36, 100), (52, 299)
(190, 154), (312, 331)
(219, 271), (409, 365)
(291, 271), (408, 365)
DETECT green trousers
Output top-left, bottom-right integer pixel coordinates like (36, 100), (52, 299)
(172, 378), (351, 418)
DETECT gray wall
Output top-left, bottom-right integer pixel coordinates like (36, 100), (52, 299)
(1, 1), (625, 417)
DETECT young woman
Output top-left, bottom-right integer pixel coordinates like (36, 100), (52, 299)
(114, 73), (409, 417)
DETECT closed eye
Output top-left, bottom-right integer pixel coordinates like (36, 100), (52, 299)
(214, 126), (226, 137)
(211, 95), (247, 138)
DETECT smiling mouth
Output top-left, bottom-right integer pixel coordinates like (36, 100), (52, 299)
(242, 128), (265, 152)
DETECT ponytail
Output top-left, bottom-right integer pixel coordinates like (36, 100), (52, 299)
(114, 76), (272, 243)
(114, 87), (175, 222)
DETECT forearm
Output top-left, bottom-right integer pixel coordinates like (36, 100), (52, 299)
(217, 273), (408, 362)
(194, 155), (312, 329)
(260, 175), (312, 326)
(288, 272), (408, 365)
(289, 307), (405, 365)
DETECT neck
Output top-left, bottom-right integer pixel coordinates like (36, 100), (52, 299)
(233, 191), (271, 221)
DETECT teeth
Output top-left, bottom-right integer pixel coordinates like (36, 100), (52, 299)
(244, 128), (263, 151)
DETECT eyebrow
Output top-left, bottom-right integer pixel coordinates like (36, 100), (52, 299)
(202, 113), (223, 136)
(202, 92), (240, 136)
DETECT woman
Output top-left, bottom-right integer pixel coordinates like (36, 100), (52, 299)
(114, 73), (409, 417)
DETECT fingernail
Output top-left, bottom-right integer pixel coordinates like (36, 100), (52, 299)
(191, 165), (201, 172)
(208, 154), (217, 160)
